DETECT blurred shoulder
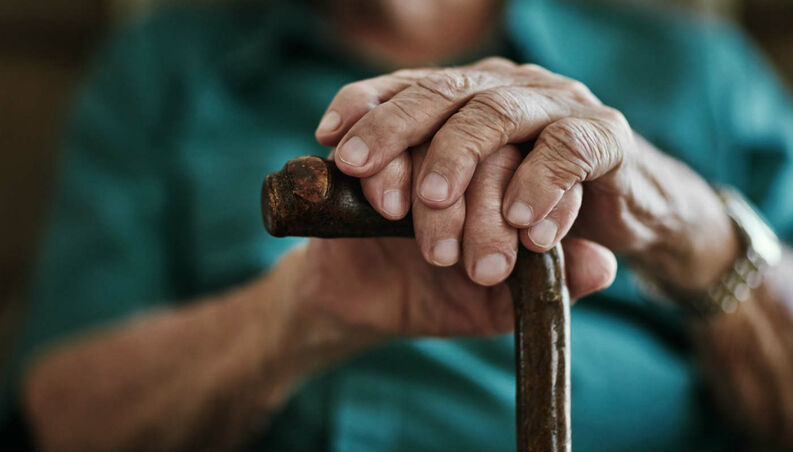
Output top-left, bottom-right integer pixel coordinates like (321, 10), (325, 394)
(99, 1), (288, 74)
(545, 0), (742, 47)
(508, 0), (753, 82)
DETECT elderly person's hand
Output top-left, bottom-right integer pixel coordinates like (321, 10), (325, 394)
(290, 202), (615, 341)
(315, 57), (737, 293)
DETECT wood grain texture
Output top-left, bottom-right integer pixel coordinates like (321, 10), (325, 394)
(509, 247), (570, 452)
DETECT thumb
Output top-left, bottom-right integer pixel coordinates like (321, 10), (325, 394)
(562, 238), (618, 301)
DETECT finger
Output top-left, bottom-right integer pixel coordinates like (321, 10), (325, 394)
(463, 145), (522, 286)
(323, 58), (518, 151)
(519, 183), (582, 253)
(470, 56), (518, 71)
(334, 68), (511, 177)
(562, 238), (618, 300)
(316, 69), (433, 146)
(361, 152), (412, 220)
(334, 147), (411, 221)
(415, 86), (582, 208)
(503, 114), (628, 228)
(411, 146), (464, 266)
(319, 59), (522, 149)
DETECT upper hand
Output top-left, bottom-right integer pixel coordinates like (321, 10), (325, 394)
(315, 57), (636, 286)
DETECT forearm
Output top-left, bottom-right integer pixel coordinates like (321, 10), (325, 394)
(622, 140), (793, 446)
(691, 249), (793, 449)
(22, 246), (363, 452)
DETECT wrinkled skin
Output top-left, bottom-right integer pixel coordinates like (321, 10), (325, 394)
(315, 58), (635, 285)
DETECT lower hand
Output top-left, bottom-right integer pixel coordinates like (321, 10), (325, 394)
(283, 234), (615, 342)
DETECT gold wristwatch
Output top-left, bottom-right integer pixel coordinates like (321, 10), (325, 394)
(688, 187), (783, 315)
(636, 186), (782, 316)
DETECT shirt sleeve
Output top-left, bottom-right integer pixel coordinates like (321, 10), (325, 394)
(706, 24), (793, 244)
(1, 17), (177, 426)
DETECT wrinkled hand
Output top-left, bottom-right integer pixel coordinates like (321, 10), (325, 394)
(291, 235), (612, 338)
(315, 57), (638, 287)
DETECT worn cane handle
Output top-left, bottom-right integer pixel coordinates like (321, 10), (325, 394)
(261, 156), (571, 452)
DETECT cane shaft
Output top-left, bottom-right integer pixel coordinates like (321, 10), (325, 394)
(509, 248), (570, 452)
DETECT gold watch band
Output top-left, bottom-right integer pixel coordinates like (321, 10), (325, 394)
(634, 186), (782, 316)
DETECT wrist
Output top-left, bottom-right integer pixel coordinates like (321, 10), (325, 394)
(650, 193), (740, 294)
(627, 146), (741, 295)
(248, 245), (381, 376)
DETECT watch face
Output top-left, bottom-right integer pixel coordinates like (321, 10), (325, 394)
(723, 190), (783, 267)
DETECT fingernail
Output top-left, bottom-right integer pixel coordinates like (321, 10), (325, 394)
(317, 111), (341, 132)
(383, 189), (404, 217)
(338, 136), (369, 167)
(507, 202), (534, 226)
(432, 239), (459, 266)
(420, 172), (449, 202)
(473, 253), (509, 285)
(529, 219), (558, 248)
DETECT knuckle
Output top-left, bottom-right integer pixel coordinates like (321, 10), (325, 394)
(543, 155), (588, 190)
(434, 128), (485, 167)
(467, 89), (522, 137)
(384, 98), (424, 126)
(600, 106), (628, 126)
(563, 80), (598, 104)
(519, 63), (550, 76)
(540, 119), (598, 185)
(446, 113), (505, 162)
(594, 107), (632, 161)
(338, 81), (377, 105)
(475, 56), (516, 68)
(561, 79), (583, 92)
(391, 68), (427, 81)
(356, 109), (411, 159)
(416, 69), (473, 102)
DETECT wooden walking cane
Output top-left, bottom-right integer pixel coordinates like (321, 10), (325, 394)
(261, 156), (571, 452)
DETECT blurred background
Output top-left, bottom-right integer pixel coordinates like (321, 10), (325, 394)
(0, 0), (791, 359)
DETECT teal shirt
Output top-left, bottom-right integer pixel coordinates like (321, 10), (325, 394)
(4, 1), (793, 450)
